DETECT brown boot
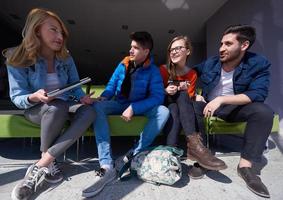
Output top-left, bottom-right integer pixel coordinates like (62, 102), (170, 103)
(187, 132), (227, 171)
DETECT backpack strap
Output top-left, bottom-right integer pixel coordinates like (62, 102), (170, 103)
(118, 157), (135, 181)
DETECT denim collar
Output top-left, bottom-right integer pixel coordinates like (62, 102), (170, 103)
(37, 56), (65, 71)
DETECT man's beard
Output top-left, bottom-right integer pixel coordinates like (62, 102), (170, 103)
(220, 49), (241, 63)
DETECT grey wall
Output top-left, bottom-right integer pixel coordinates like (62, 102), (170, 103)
(206, 0), (283, 129)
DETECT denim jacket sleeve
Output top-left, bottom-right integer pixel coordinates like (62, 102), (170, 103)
(131, 67), (165, 115)
(101, 63), (125, 99)
(193, 62), (204, 76)
(242, 59), (271, 102)
(64, 57), (86, 100)
(7, 65), (36, 109)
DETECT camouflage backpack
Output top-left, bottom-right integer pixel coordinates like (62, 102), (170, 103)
(130, 145), (183, 185)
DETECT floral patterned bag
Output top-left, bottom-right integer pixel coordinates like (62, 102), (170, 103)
(130, 145), (183, 185)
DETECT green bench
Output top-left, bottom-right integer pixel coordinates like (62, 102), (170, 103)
(0, 85), (280, 145)
(205, 114), (280, 147)
(0, 114), (149, 138)
(0, 85), (148, 138)
(0, 85), (148, 160)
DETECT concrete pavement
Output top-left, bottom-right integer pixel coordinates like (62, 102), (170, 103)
(0, 133), (283, 200)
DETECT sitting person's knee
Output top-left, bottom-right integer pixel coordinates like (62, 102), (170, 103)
(47, 100), (69, 115)
(93, 101), (103, 111)
(80, 105), (96, 120)
(179, 90), (190, 98)
(251, 102), (274, 121)
(159, 105), (170, 117)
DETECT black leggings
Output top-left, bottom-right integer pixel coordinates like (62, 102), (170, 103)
(163, 91), (200, 146)
(193, 101), (274, 162)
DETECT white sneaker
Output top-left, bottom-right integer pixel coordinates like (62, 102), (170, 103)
(11, 164), (48, 200)
(82, 168), (116, 198)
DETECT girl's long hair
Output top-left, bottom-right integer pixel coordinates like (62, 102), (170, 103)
(3, 8), (69, 67)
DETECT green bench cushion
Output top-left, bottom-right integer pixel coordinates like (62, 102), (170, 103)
(83, 116), (148, 137)
(0, 85), (280, 138)
(0, 114), (148, 138)
(0, 85), (148, 138)
(82, 85), (104, 98)
(0, 114), (40, 137)
(108, 116), (147, 136)
(1, 113), (278, 138)
(206, 114), (280, 135)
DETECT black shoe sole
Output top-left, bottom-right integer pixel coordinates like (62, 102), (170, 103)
(187, 173), (205, 180)
(237, 171), (270, 198)
(187, 155), (227, 171)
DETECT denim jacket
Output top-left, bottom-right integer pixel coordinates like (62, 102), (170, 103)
(101, 56), (165, 114)
(194, 52), (271, 102)
(7, 56), (85, 109)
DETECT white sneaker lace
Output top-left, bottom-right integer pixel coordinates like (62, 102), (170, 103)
(23, 165), (48, 192)
(48, 160), (61, 176)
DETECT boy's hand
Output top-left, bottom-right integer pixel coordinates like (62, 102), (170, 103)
(195, 95), (206, 102)
(121, 105), (134, 122)
(80, 92), (95, 104)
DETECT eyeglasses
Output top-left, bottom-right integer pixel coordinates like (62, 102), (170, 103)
(169, 46), (187, 54)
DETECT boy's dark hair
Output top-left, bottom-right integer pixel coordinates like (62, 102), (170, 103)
(223, 25), (256, 49)
(130, 31), (153, 51)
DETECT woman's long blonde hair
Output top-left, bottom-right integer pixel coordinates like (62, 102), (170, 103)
(3, 8), (69, 67)
(167, 36), (193, 80)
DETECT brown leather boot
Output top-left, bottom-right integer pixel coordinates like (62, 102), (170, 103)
(187, 132), (227, 171)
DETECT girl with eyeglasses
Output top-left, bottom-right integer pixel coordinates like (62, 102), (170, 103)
(160, 36), (227, 179)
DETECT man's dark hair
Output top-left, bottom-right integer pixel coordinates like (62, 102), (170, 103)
(130, 31), (153, 51)
(223, 25), (256, 49)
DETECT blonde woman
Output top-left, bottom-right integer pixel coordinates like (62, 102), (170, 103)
(160, 36), (227, 176)
(4, 8), (95, 200)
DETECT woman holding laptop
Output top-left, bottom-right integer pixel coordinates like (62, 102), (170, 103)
(4, 8), (95, 200)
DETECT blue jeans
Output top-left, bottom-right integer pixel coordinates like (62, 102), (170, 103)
(93, 100), (169, 166)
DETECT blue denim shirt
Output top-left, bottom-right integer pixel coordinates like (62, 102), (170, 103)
(194, 52), (271, 102)
(101, 57), (165, 114)
(7, 56), (85, 109)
